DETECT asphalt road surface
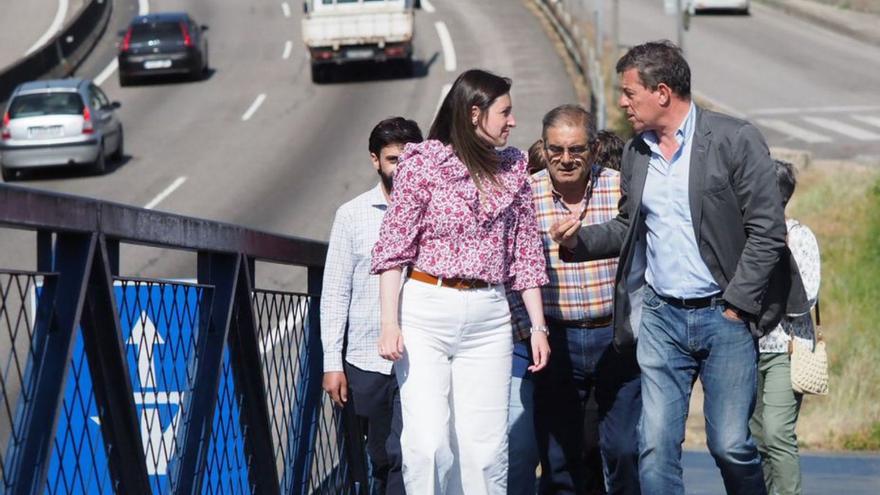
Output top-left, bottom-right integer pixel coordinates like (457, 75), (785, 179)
(0, 0), (575, 288)
(611, 0), (880, 162)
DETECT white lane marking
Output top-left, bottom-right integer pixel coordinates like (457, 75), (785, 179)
(94, 0), (149, 86)
(94, 58), (119, 86)
(852, 115), (880, 130)
(435, 83), (452, 117)
(282, 2), (291, 18)
(26, 0), (69, 55)
(145, 176), (187, 210)
(693, 90), (745, 119)
(751, 105), (880, 116)
(755, 119), (832, 144)
(802, 116), (880, 141)
(283, 40), (293, 59)
(241, 93), (267, 121)
(421, 0), (436, 13)
(434, 22), (456, 72)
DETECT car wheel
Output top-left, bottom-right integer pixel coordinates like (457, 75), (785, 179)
(1, 167), (15, 182)
(93, 144), (107, 175)
(111, 128), (124, 162)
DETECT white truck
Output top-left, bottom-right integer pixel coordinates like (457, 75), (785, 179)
(302, 0), (419, 83)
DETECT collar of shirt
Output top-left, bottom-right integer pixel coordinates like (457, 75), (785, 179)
(641, 102), (696, 168)
(369, 182), (388, 210)
(545, 174), (589, 213)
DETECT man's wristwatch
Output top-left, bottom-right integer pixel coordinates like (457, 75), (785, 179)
(530, 324), (549, 336)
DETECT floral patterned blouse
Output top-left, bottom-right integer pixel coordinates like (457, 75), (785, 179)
(759, 219), (821, 353)
(370, 139), (548, 292)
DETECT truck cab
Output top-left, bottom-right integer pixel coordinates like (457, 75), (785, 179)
(302, 0), (417, 83)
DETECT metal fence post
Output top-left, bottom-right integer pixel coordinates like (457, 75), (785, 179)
(7, 233), (95, 495)
(173, 252), (240, 495)
(289, 266), (324, 494)
(227, 255), (281, 494)
(78, 236), (151, 494)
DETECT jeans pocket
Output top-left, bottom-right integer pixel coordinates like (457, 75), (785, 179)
(718, 305), (745, 324)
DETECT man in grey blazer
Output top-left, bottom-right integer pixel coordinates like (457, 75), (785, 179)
(552, 41), (783, 495)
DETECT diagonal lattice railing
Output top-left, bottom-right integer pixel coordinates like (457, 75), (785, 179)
(0, 183), (368, 495)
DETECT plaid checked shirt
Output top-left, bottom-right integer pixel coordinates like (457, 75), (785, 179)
(509, 167), (621, 341)
(320, 184), (392, 375)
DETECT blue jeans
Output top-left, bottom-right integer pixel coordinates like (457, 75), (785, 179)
(535, 325), (641, 495)
(508, 340), (539, 495)
(638, 287), (766, 495)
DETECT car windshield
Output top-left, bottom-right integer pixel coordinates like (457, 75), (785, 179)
(8, 93), (84, 118)
(130, 22), (183, 43)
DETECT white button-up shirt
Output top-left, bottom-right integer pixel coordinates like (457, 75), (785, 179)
(320, 184), (392, 374)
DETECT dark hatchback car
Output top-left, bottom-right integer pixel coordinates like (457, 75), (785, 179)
(117, 12), (209, 86)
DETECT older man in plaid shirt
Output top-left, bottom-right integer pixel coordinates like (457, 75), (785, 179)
(508, 105), (641, 495)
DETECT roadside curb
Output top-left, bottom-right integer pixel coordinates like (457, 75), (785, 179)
(756, 0), (880, 47)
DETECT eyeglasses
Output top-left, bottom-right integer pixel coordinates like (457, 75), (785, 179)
(545, 144), (589, 158)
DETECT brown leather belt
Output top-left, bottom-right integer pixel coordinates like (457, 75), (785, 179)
(409, 269), (492, 290)
(547, 315), (613, 329)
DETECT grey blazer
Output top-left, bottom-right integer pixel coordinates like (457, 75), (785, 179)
(563, 106), (809, 349)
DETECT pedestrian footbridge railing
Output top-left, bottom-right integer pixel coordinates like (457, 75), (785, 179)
(0, 184), (369, 494)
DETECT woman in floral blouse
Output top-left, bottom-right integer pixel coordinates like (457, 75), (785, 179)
(370, 69), (550, 494)
(750, 159), (821, 495)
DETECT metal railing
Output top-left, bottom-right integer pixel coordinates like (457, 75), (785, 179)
(0, 183), (369, 494)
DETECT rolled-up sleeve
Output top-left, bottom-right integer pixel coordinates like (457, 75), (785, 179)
(370, 150), (430, 274)
(509, 175), (548, 291)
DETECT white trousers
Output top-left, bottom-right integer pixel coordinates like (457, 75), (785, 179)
(395, 278), (513, 495)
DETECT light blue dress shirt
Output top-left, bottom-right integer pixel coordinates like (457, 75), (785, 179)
(640, 104), (721, 299)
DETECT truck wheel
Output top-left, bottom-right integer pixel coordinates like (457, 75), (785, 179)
(311, 63), (327, 84)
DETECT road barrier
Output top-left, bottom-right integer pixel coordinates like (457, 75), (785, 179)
(0, 183), (369, 494)
(535, 0), (608, 130)
(0, 0), (112, 104)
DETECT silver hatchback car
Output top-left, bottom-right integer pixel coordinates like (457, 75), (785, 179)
(0, 79), (124, 181)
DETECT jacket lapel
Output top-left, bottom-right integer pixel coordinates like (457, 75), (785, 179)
(689, 106), (711, 244)
(628, 138), (651, 213)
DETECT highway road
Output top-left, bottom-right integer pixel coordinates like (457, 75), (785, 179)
(609, 0), (880, 161)
(0, 0), (575, 287)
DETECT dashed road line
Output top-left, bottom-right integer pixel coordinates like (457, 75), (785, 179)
(95, 0), (149, 86)
(242, 93), (267, 121)
(802, 116), (880, 141)
(755, 119), (832, 144)
(145, 176), (187, 210)
(282, 2), (291, 18)
(283, 40), (293, 59)
(434, 22), (456, 72)
(435, 83), (452, 117)
(421, 0), (436, 13)
(94, 59), (119, 86)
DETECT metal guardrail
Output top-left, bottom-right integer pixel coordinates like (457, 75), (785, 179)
(535, 0), (607, 130)
(0, 183), (369, 494)
(0, 0), (113, 104)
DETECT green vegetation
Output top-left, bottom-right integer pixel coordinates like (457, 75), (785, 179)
(791, 163), (880, 450)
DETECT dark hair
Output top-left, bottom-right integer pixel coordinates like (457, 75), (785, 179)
(616, 40), (691, 98)
(429, 69), (512, 188)
(527, 139), (546, 174)
(775, 159), (797, 207)
(590, 131), (624, 171)
(541, 104), (592, 141)
(369, 116), (423, 155)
